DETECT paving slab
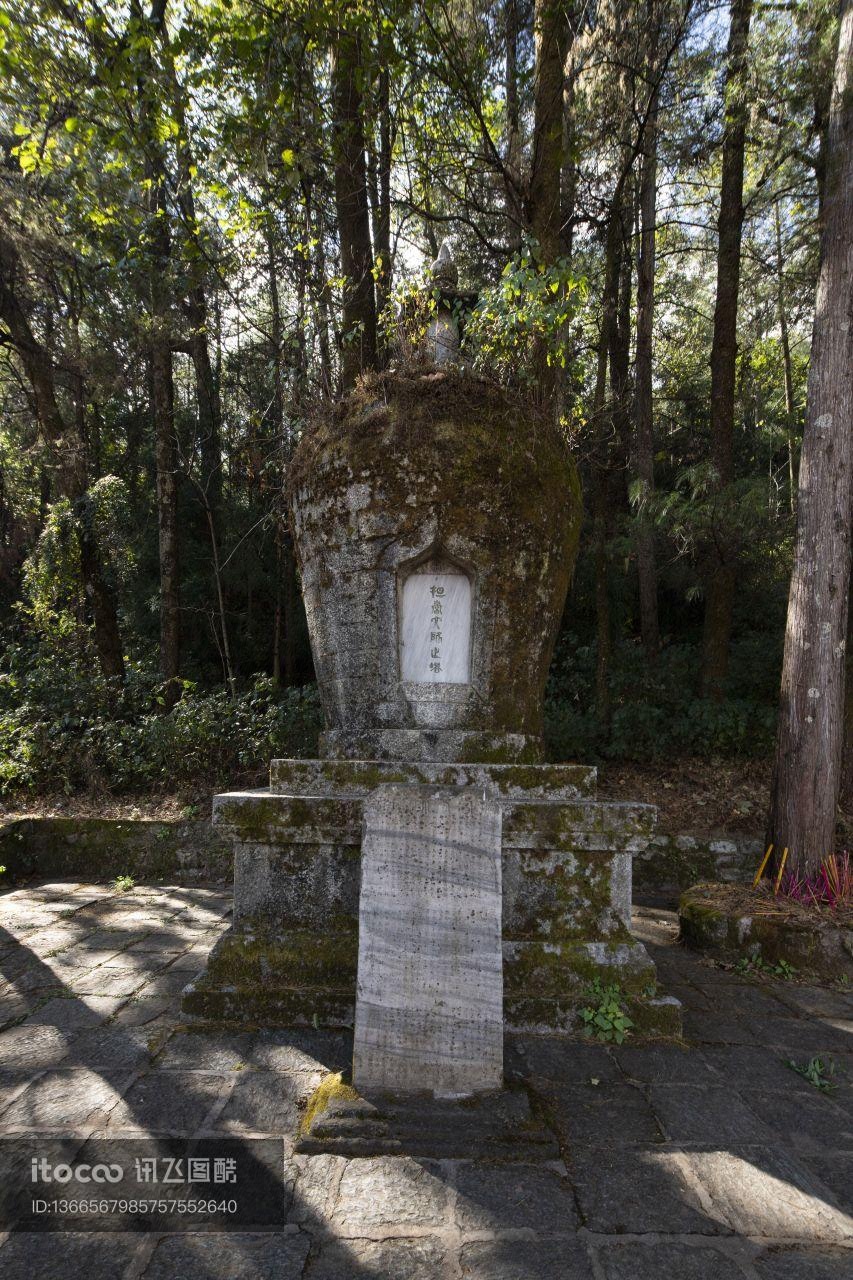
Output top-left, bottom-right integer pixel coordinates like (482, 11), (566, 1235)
(544, 1079), (664, 1146)
(142, 1232), (310, 1280)
(0, 996), (33, 1029)
(595, 1241), (751, 1279)
(211, 1070), (322, 1137)
(752, 1245), (853, 1278)
(60, 1027), (158, 1070)
(739, 1088), (853, 1154)
(453, 1161), (579, 1233)
(109, 996), (177, 1027)
(515, 1036), (620, 1084)
(24, 996), (126, 1030)
(682, 1146), (853, 1240)
(246, 1028), (352, 1074)
(331, 1157), (449, 1233)
(681, 1008), (762, 1044)
(106, 1070), (230, 1134)
(750, 1016), (852, 1054)
(0, 1023), (70, 1070)
(306, 1236), (448, 1280)
(154, 1030), (256, 1072)
(0, 1231), (142, 1280)
(614, 1043), (716, 1084)
(459, 1238), (596, 1279)
(287, 1153), (347, 1225)
(649, 1084), (775, 1144)
(568, 1144), (728, 1235)
(699, 1044), (830, 1094)
(0, 1068), (131, 1130)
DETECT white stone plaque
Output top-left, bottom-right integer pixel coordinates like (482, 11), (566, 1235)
(400, 572), (471, 683)
(353, 785), (503, 1097)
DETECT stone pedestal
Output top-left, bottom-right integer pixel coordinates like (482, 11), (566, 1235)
(182, 758), (680, 1038)
(185, 369), (682, 1122)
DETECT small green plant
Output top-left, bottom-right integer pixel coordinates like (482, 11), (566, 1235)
(579, 978), (635, 1044)
(734, 951), (797, 979)
(113, 874), (134, 892)
(786, 1056), (838, 1091)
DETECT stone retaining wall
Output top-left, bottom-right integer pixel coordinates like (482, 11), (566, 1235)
(634, 831), (763, 891)
(0, 817), (231, 883)
(0, 815), (763, 892)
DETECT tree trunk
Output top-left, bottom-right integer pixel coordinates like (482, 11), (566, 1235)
(592, 215), (621, 731)
(138, 0), (181, 695)
(634, 62), (661, 658)
(767, 0), (853, 875)
(185, 289), (222, 509)
(332, 25), (378, 392)
(529, 0), (567, 407)
(701, 0), (753, 700)
(371, 60), (393, 357)
(504, 0), (523, 252)
(774, 199), (797, 514)
(270, 245), (284, 683)
(842, 565), (853, 820)
(560, 31), (577, 262)
(77, 513), (125, 678)
(151, 331), (181, 691)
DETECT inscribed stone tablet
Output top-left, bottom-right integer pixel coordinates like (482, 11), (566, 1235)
(400, 572), (471, 683)
(353, 784), (503, 1097)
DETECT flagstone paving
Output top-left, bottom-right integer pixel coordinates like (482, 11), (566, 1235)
(0, 884), (850, 1278)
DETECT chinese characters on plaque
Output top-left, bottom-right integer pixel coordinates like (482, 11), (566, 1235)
(400, 571), (471, 683)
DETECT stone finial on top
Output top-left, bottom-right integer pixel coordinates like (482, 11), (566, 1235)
(428, 240), (459, 292)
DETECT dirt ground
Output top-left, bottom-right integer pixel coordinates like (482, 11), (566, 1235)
(1, 756), (778, 837)
(597, 756), (773, 835)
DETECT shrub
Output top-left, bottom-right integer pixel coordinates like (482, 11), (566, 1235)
(543, 633), (777, 761)
(0, 640), (322, 797)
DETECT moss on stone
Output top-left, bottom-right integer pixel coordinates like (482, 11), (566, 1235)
(625, 995), (683, 1038)
(634, 838), (719, 889)
(300, 1071), (359, 1135)
(0, 816), (231, 882)
(197, 924), (358, 989)
(288, 367), (582, 757)
(679, 884), (853, 980)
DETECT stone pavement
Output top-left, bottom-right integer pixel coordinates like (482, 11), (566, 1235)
(0, 883), (850, 1279)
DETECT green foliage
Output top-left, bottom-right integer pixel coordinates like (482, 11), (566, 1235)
(734, 952), (797, 979)
(113, 874), (134, 892)
(579, 978), (635, 1044)
(20, 478), (134, 642)
(544, 636), (779, 762)
(463, 245), (586, 383)
(0, 640), (322, 797)
(785, 1056), (838, 1091)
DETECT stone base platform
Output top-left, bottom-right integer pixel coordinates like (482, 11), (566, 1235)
(183, 759), (681, 1036)
(296, 1079), (559, 1160)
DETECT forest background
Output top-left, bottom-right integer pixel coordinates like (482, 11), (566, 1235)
(0, 0), (848, 849)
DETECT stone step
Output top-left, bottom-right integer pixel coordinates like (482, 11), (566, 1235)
(269, 758), (597, 799)
(297, 1085), (560, 1160)
(214, 789), (655, 853)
